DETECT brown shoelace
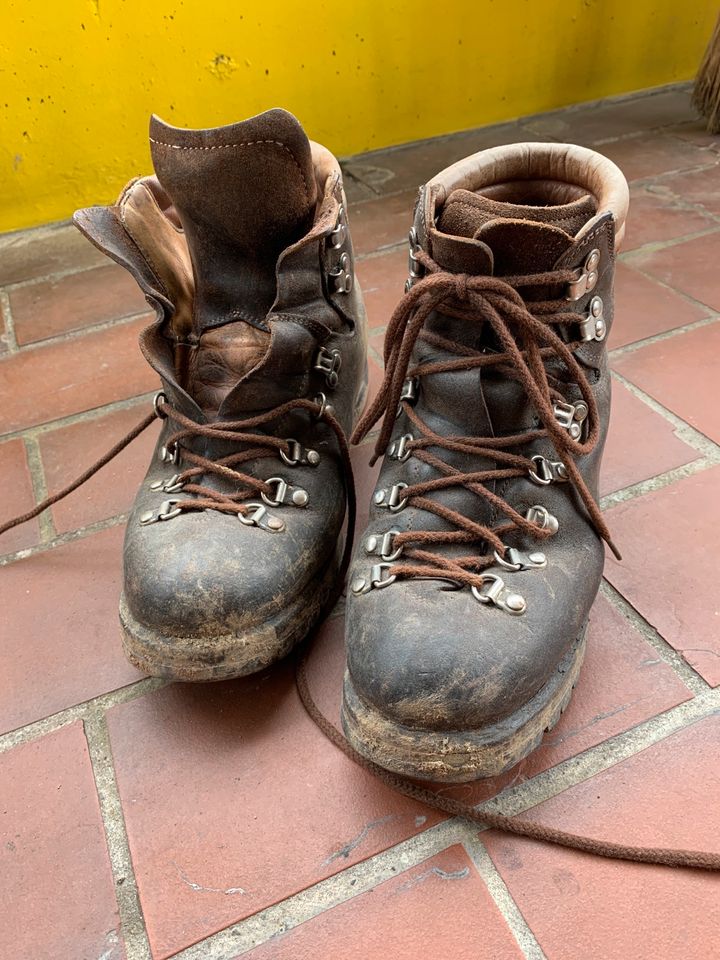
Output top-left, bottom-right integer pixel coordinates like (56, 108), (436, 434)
(352, 248), (620, 591)
(2, 387), (717, 870)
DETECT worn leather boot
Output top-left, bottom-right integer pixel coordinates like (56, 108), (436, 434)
(344, 142), (628, 781)
(74, 109), (367, 680)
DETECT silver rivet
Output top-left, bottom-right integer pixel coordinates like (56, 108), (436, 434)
(267, 517), (285, 531)
(292, 489), (309, 507)
(307, 450), (320, 466)
(574, 401), (588, 422)
(139, 510), (154, 525)
(586, 270), (598, 292)
(595, 318), (607, 340)
(366, 535), (378, 553)
(150, 480), (164, 490)
(528, 552), (546, 565)
(590, 296), (603, 318)
(505, 593), (527, 613)
(373, 490), (385, 505)
(351, 577), (367, 595)
(569, 422), (582, 440)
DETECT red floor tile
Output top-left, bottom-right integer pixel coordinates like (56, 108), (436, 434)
(356, 248), (407, 332)
(304, 594), (692, 808)
(40, 403), (161, 534)
(351, 440), (382, 540)
(11, 263), (146, 345)
(0, 314), (156, 434)
(0, 437), (40, 554)
(0, 525), (141, 734)
(604, 466), (720, 685)
(611, 261), (709, 349)
(350, 190), (415, 257)
(0, 723), (124, 959)
(0, 224), (105, 285)
(597, 133), (713, 182)
(621, 184), (714, 252)
(484, 714), (720, 960)
(655, 159), (720, 217)
(601, 380), (697, 496)
(246, 845), (524, 960)
(613, 321), (720, 444)
(627, 229), (720, 311)
(106, 667), (443, 959)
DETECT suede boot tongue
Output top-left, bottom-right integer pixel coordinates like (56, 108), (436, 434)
(149, 108), (317, 333)
(437, 188), (596, 275)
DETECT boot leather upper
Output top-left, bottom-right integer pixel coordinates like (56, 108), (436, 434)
(74, 109), (367, 639)
(346, 143), (628, 732)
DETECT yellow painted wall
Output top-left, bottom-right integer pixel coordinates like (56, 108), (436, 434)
(0, 0), (716, 231)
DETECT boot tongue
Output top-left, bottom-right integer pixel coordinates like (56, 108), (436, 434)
(436, 188), (596, 275)
(148, 109), (318, 413)
(150, 108), (317, 330)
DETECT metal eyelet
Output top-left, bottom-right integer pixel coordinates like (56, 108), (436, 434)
(280, 439), (320, 467)
(238, 502), (285, 532)
(373, 483), (409, 512)
(153, 391), (168, 419)
(150, 473), (185, 494)
(578, 295), (607, 342)
(139, 498), (182, 525)
(329, 252), (353, 294)
(553, 400), (589, 441)
(314, 392), (335, 420)
(525, 505), (559, 535)
(529, 455), (568, 486)
(261, 477), (309, 508)
(365, 529), (404, 562)
(387, 433), (413, 462)
(566, 248), (601, 301)
(314, 346), (342, 388)
(493, 547), (547, 571)
(471, 574), (526, 615)
(328, 205), (347, 249)
(350, 562), (397, 595)
(396, 376), (419, 418)
(158, 441), (181, 465)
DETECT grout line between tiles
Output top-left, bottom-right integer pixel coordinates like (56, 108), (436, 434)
(169, 820), (467, 959)
(0, 289), (18, 353)
(610, 370), (720, 459)
(0, 675), (167, 755)
(599, 580), (710, 695)
(22, 434), (56, 541)
(461, 834), (548, 960)
(0, 512), (128, 566)
(84, 713), (153, 960)
(600, 456), (715, 510)
(0, 307), (151, 355)
(0, 390), (156, 444)
(609, 314), (719, 359)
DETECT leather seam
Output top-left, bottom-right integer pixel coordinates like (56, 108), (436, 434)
(148, 137), (312, 202)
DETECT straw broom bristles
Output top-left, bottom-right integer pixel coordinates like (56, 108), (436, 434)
(693, 13), (720, 133)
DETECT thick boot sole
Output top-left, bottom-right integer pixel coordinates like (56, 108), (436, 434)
(340, 626), (587, 783)
(119, 540), (341, 681)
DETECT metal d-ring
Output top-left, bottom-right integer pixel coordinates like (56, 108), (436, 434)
(471, 574), (527, 615)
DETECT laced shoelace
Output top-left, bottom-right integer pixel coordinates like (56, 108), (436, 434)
(351, 248), (621, 592)
(2, 351), (717, 871)
(0, 395), (356, 557)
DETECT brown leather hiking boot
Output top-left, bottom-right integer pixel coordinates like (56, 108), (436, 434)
(73, 109), (367, 680)
(343, 142), (628, 781)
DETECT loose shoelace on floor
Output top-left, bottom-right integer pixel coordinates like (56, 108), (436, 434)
(352, 248), (621, 588)
(1, 376), (717, 870)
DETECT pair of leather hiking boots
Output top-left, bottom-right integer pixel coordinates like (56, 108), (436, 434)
(58, 109), (630, 783)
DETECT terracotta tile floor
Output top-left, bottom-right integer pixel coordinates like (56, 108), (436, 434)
(1, 85), (719, 959)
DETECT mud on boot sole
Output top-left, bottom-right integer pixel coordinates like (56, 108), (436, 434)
(340, 627), (587, 783)
(119, 544), (342, 682)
